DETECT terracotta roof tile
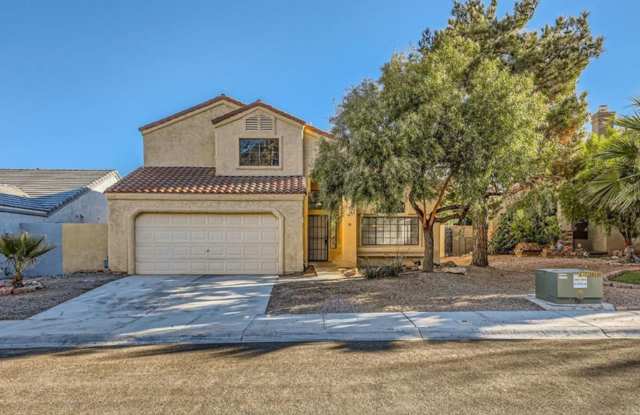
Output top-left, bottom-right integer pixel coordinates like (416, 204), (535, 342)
(106, 167), (306, 195)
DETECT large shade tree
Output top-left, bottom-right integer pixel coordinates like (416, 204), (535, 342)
(420, 0), (603, 266)
(313, 35), (545, 271)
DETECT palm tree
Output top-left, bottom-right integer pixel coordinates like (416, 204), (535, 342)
(617, 97), (640, 132)
(0, 233), (54, 287)
(583, 97), (640, 259)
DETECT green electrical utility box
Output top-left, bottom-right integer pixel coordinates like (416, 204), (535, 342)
(535, 268), (603, 304)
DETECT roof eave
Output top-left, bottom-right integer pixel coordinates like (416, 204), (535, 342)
(210, 101), (333, 138)
(139, 95), (245, 132)
(0, 206), (49, 217)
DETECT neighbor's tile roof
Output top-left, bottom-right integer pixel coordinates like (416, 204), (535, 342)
(106, 167), (306, 195)
(0, 169), (119, 216)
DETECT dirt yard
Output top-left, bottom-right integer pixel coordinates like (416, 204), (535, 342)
(0, 273), (122, 320)
(267, 255), (640, 314)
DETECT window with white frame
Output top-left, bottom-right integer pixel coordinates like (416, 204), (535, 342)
(239, 138), (279, 167)
(361, 216), (419, 245)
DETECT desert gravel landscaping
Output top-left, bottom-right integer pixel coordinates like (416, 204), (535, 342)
(268, 255), (640, 314)
(0, 273), (122, 320)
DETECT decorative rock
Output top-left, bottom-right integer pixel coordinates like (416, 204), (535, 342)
(12, 286), (36, 295)
(0, 280), (45, 295)
(513, 242), (542, 257)
(440, 266), (466, 275)
(342, 269), (357, 277)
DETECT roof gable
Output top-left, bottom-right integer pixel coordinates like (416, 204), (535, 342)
(211, 100), (333, 138)
(139, 95), (245, 132)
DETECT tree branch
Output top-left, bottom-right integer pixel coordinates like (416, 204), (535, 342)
(436, 214), (464, 223)
(427, 173), (454, 226)
(436, 204), (464, 213)
(408, 191), (425, 223)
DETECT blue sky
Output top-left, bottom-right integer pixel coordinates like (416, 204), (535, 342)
(1, 0), (638, 176)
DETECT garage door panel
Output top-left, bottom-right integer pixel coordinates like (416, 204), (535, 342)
(136, 213), (280, 275)
(206, 215), (225, 226)
(261, 245), (278, 257)
(244, 245), (260, 257)
(242, 215), (262, 226)
(262, 230), (278, 242)
(206, 262), (226, 274)
(224, 245), (241, 256)
(243, 230), (260, 241)
(226, 231), (243, 242)
(226, 216), (244, 226)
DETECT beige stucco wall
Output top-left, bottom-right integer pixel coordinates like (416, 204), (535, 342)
(61, 223), (108, 273)
(107, 193), (304, 275)
(303, 132), (323, 176)
(214, 109), (304, 176)
(588, 223), (640, 254)
(143, 102), (241, 167)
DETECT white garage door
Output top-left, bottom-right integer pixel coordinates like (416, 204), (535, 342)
(135, 213), (280, 275)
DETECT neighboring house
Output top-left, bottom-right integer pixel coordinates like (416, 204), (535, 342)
(107, 94), (443, 275)
(0, 169), (120, 276)
(558, 105), (639, 255)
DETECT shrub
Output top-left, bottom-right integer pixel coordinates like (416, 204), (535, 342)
(0, 232), (54, 287)
(361, 257), (403, 279)
(490, 190), (560, 254)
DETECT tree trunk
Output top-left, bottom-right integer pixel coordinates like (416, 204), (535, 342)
(624, 239), (636, 262)
(423, 223), (435, 272)
(472, 208), (489, 267)
(12, 272), (23, 288)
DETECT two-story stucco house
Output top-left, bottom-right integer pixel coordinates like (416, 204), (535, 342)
(106, 95), (439, 275)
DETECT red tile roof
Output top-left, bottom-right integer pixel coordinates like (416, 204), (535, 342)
(210, 100), (334, 138)
(106, 167), (306, 195)
(139, 95), (245, 131)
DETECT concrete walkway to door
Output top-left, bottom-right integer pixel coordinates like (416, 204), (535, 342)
(0, 275), (277, 347)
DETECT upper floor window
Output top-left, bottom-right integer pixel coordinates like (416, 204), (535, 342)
(239, 138), (279, 167)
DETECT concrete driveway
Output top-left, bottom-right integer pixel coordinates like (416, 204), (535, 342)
(0, 275), (277, 346)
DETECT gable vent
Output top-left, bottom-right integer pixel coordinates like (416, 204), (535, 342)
(259, 115), (273, 130)
(245, 116), (259, 131)
(245, 114), (274, 131)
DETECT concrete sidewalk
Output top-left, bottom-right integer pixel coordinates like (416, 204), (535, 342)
(1, 310), (640, 348)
